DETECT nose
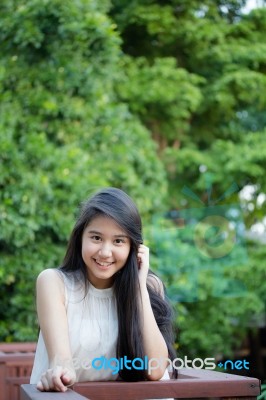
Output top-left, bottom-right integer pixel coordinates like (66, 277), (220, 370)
(98, 242), (112, 258)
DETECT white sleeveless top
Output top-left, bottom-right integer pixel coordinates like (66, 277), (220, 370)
(30, 269), (119, 383)
(30, 270), (173, 399)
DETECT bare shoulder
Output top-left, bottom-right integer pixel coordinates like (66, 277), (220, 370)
(147, 273), (165, 299)
(37, 268), (64, 284)
(37, 268), (65, 301)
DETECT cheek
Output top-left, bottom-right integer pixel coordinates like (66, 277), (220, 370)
(81, 240), (94, 258)
(81, 244), (87, 261)
(122, 246), (131, 261)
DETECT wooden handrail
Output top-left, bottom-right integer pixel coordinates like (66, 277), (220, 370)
(21, 385), (87, 400)
(21, 368), (261, 400)
(0, 343), (36, 354)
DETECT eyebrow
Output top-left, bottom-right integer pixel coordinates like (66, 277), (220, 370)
(87, 230), (129, 238)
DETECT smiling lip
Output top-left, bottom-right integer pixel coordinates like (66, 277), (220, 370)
(93, 259), (114, 269)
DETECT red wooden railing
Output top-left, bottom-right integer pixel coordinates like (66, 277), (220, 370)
(0, 342), (36, 400)
(0, 343), (261, 400)
(21, 369), (261, 400)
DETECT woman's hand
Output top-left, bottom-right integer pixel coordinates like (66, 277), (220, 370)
(136, 244), (169, 380)
(137, 244), (150, 287)
(36, 365), (76, 392)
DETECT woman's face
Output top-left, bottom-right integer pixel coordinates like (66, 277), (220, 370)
(81, 215), (131, 288)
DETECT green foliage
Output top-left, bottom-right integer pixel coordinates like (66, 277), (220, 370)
(145, 211), (264, 358)
(258, 383), (266, 400)
(111, 0), (266, 365)
(0, 0), (167, 341)
(1, 0), (266, 376)
(116, 56), (203, 141)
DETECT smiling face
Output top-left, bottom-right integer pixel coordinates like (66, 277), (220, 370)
(81, 215), (131, 289)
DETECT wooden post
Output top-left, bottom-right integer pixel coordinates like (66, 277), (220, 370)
(0, 343), (36, 400)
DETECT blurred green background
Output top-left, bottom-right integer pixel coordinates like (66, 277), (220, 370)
(1, 0), (266, 381)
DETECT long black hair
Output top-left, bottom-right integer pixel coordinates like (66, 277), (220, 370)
(60, 187), (177, 381)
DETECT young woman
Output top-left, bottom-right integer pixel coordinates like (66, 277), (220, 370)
(30, 187), (177, 394)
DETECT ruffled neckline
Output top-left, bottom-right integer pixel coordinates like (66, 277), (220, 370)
(88, 281), (114, 298)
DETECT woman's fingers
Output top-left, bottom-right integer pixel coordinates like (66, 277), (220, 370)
(36, 380), (44, 391)
(52, 366), (68, 392)
(61, 367), (76, 387)
(39, 373), (51, 391)
(36, 366), (75, 392)
(137, 244), (149, 268)
(137, 244), (150, 286)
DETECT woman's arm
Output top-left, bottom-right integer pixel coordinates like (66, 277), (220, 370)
(35, 268), (76, 391)
(137, 245), (169, 381)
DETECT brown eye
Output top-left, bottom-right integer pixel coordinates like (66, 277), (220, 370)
(91, 235), (101, 241)
(115, 238), (125, 244)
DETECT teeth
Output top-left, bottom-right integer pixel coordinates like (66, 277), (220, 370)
(96, 260), (113, 266)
